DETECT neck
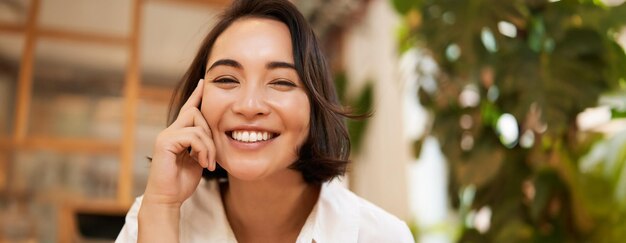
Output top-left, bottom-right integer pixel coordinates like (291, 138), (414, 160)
(222, 170), (320, 243)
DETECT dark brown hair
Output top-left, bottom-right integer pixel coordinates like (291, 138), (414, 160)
(168, 0), (352, 185)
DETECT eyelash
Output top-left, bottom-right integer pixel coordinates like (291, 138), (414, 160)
(211, 77), (296, 88)
(213, 77), (238, 84)
(271, 80), (297, 87)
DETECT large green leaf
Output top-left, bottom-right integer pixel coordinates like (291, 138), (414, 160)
(391, 0), (422, 15)
(395, 0), (626, 241)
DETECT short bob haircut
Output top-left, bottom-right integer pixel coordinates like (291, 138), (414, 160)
(167, 0), (354, 185)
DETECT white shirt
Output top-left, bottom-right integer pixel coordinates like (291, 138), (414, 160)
(116, 179), (414, 243)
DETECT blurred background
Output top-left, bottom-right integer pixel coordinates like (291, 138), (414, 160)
(0, 0), (625, 242)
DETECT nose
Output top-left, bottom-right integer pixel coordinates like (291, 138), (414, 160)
(231, 84), (270, 119)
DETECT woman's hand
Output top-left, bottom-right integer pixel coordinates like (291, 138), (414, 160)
(143, 79), (216, 206)
(138, 79), (215, 243)
(143, 78), (216, 206)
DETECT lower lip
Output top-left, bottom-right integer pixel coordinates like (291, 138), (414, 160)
(227, 135), (276, 150)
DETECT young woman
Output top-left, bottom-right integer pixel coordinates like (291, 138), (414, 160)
(116, 0), (413, 242)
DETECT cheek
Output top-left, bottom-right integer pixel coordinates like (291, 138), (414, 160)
(200, 91), (225, 129)
(284, 95), (310, 138)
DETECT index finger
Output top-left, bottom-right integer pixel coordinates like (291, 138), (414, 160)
(179, 79), (205, 114)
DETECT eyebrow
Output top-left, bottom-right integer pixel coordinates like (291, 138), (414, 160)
(206, 59), (296, 74)
(266, 61), (296, 70)
(207, 59), (242, 72)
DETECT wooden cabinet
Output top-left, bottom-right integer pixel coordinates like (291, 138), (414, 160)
(0, 0), (229, 241)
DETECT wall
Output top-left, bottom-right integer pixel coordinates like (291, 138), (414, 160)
(343, 0), (412, 220)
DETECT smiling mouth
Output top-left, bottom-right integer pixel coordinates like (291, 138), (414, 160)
(226, 130), (280, 143)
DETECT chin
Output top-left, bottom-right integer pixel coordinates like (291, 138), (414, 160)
(220, 158), (273, 181)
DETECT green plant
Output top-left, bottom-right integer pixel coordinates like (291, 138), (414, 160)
(393, 0), (626, 241)
(335, 72), (373, 152)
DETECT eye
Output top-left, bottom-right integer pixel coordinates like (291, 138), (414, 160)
(270, 80), (297, 87)
(213, 77), (239, 84)
(212, 76), (239, 89)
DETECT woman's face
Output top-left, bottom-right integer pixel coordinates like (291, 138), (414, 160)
(201, 18), (310, 181)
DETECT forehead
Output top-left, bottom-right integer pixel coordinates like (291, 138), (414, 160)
(208, 17), (294, 65)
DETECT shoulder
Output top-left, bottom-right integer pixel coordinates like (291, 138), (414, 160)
(115, 196), (143, 242)
(319, 181), (414, 243)
(115, 179), (233, 243)
(354, 195), (414, 242)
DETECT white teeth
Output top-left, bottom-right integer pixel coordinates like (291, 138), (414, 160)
(242, 131), (249, 142)
(230, 130), (275, 143)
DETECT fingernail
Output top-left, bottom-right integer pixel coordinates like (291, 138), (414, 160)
(197, 79), (203, 86)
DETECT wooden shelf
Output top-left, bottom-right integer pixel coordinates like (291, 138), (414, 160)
(20, 136), (119, 154)
(0, 137), (10, 149)
(64, 198), (131, 214)
(139, 85), (173, 102)
(0, 136), (120, 152)
(38, 28), (129, 46)
(0, 22), (23, 34)
(1, 0), (230, 240)
(0, 23), (128, 46)
(151, 0), (231, 7)
(58, 197), (130, 242)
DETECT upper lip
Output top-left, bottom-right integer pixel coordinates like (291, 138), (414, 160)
(226, 125), (280, 135)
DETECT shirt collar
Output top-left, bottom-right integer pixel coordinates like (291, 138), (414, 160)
(308, 179), (360, 243)
(181, 179), (237, 242)
(191, 178), (360, 243)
